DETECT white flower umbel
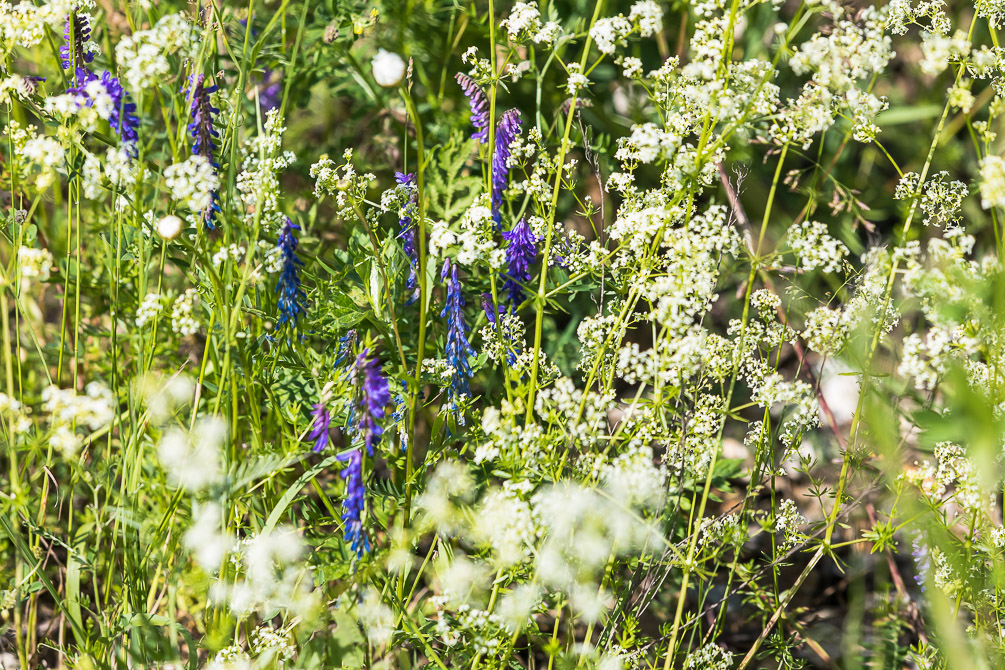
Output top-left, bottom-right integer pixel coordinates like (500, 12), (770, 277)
(115, 14), (198, 90)
(979, 155), (1005, 210)
(165, 155), (219, 213)
(171, 288), (200, 336)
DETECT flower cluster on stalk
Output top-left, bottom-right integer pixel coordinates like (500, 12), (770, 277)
(184, 74), (222, 227)
(456, 73), (490, 143)
(501, 217), (539, 308)
(274, 218), (305, 329)
(441, 260), (475, 414)
(395, 171), (420, 305)
(492, 109), (523, 225)
(60, 11), (140, 153)
(60, 11), (94, 78)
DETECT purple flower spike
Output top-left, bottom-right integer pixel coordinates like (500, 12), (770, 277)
(66, 69), (139, 153)
(183, 74), (222, 228)
(502, 217), (539, 308)
(307, 403), (331, 453)
(61, 11), (94, 79)
(912, 537), (930, 592)
(441, 260), (475, 409)
(492, 109), (523, 226)
(481, 293), (503, 325)
(337, 447), (370, 557)
(258, 69), (282, 114)
(100, 71), (140, 149)
(275, 218), (306, 328)
(351, 348), (391, 455)
(395, 172), (420, 305)
(455, 73), (490, 144)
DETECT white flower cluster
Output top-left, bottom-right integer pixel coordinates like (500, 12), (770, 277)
(212, 244), (246, 269)
(310, 148), (374, 216)
(500, 2), (562, 46)
(786, 220), (848, 273)
(919, 30), (970, 76)
(115, 13), (198, 90)
(0, 0), (75, 48)
(42, 383), (115, 457)
(642, 205), (739, 335)
(904, 442), (992, 514)
(237, 109), (296, 232)
(683, 643), (733, 670)
(82, 148), (143, 200)
(17, 245), (53, 286)
(171, 288), (200, 336)
(774, 498), (805, 551)
(0, 392), (31, 436)
(21, 133), (66, 188)
(159, 417), (225, 491)
(135, 292), (163, 328)
(979, 155), (1005, 210)
(214, 526), (319, 618)
(614, 122), (678, 166)
(165, 155), (219, 213)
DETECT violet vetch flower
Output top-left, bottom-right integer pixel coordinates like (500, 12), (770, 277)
(336, 447), (370, 556)
(67, 69), (140, 152)
(492, 109), (523, 225)
(351, 348), (391, 455)
(307, 403), (331, 453)
(395, 171), (420, 305)
(441, 260), (475, 408)
(481, 293), (504, 325)
(502, 217), (539, 308)
(61, 11), (93, 80)
(275, 218), (306, 328)
(258, 69), (283, 114)
(335, 330), (357, 369)
(912, 537), (930, 591)
(392, 393), (409, 452)
(455, 73), (490, 143)
(184, 74), (222, 228)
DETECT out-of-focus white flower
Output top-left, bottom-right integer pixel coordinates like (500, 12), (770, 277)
(185, 502), (234, 571)
(17, 246), (53, 286)
(156, 214), (183, 240)
(157, 417), (225, 490)
(372, 49), (406, 87)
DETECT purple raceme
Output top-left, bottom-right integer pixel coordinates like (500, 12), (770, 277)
(912, 537), (930, 591)
(67, 69), (140, 152)
(307, 403), (331, 453)
(337, 447), (370, 557)
(395, 171), (420, 305)
(441, 260), (475, 410)
(351, 348), (391, 455)
(481, 293), (504, 325)
(184, 74), (222, 228)
(61, 11), (94, 82)
(335, 330), (357, 369)
(392, 393), (409, 452)
(492, 109), (523, 226)
(275, 218), (306, 328)
(502, 217), (539, 308)
(455, 73), (490, 143)
(258, 69), (282, 114)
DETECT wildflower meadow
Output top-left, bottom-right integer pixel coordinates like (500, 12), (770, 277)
(3, 0), (1005, 667)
